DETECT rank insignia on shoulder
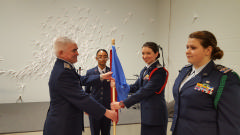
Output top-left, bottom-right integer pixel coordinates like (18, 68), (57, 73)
(184, 64), (192, 67)
(216, 65), (232, 73)
(194, 83), (214, 95)
(156, 64), (163, 68)
(179, 64), (192, 72)
(143, 74), (149, 80)
(64, 63), (72, 70)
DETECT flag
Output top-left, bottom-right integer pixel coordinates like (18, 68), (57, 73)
(111, 46), (130, 101)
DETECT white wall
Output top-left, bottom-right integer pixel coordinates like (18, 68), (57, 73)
(0, 0), (160, 103)
(0, 0), (240, 103)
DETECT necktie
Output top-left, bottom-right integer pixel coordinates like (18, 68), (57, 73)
(142, 67), (148, 78)
(141, 67), (148, 86)
(179, 70), (196, 91)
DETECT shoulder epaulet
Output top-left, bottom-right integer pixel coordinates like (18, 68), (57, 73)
(215, 64), (232, 74)
(179, 64), (192, 72)
(184, 64), (192, 68)
(156, 64), (163, 68)
(64, 62), (73, 70)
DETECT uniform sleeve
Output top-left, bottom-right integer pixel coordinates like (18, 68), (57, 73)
(55, 70), (106, 119)
(129, 78), (141, 93)
(79, 72), (100, 86)
(84, 70), (92, 94)
(124, 68), (167, 108)
(217, 72), (240, 135)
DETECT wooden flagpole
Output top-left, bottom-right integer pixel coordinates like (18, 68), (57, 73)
(111, 38), (117, 135)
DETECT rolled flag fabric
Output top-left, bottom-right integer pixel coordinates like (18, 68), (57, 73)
(111, 46), (130, 101)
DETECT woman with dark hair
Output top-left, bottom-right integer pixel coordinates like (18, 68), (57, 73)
(111, 42), (169, 135)
(171, 31), (240, 135)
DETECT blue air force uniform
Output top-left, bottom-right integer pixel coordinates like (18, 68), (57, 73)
(171, 60), (240, 135)
(123, 60), (168, 135)
(85, 66), (111, 135)
(43, 58), (106, 135)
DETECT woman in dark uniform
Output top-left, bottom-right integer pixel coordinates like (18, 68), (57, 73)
(171, 31), (240, 135)
(111, 42), (169, 135)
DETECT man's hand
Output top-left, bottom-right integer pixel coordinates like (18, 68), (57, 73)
(104, 109), (118, 122)
(100, 71), (113, 80)
(111, 102), (121, 110)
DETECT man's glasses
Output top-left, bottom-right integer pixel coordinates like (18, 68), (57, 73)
(96, 57), (109, 60)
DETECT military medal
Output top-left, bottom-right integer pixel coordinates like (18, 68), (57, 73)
(195, 83), (202, 91)
(143, 74), (149, 80)
(194, 81), (214, 95)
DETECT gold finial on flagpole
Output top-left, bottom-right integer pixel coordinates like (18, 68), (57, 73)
(112, 38), (115, 46)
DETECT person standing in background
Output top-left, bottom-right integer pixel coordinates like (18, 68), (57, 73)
(85, 49), (111, 135)
(43, 37), (117, 135)
(171, 31), (240, 135)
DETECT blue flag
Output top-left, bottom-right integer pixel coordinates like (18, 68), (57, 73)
(111, 46), (130, 101)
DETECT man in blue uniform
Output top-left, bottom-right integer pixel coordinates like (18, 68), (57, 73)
(85, 49), (111, 135)
(43, 37), (117, 135)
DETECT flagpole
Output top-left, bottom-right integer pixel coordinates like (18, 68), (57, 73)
(111, 38), (117, 135)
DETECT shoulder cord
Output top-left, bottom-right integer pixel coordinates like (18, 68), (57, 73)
(148, 67), (169, 94)
(214, 75), (227, 109)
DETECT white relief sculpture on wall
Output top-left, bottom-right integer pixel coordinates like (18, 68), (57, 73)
(0, 7), (139, 103)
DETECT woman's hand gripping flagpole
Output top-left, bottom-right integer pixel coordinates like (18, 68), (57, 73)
(111, 78), (122, 110)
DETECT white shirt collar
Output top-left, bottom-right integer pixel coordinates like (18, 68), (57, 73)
(98, 66), (106, 74)
(146, 60), (158, 68)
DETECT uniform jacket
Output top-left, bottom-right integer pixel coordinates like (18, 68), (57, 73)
(123, 60), (168, 126)
(171, 60), (240, 135)
(43, 58), (106, 135)
(85, 66), (111, 109)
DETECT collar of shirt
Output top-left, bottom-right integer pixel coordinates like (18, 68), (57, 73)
(98, 66), (106, 74)
(146, 59), (158, 69)
(191, 60), (211, 76)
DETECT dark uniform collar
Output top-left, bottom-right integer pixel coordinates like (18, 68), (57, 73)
(94, 66), (110, 73)
(198, 60), (215, 77)
(145, 60), (161, 70)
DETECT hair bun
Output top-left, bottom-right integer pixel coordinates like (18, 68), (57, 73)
(212, 46), (224, 60)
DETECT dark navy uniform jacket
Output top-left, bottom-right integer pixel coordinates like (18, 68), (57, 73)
(171, 60), (240, 135)
(43, 59), (106, 135)
(123, 60), (168, 126)
(85, 66), (111, 109)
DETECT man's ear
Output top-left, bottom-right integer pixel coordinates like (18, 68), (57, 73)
(58, 50), (64, 57)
